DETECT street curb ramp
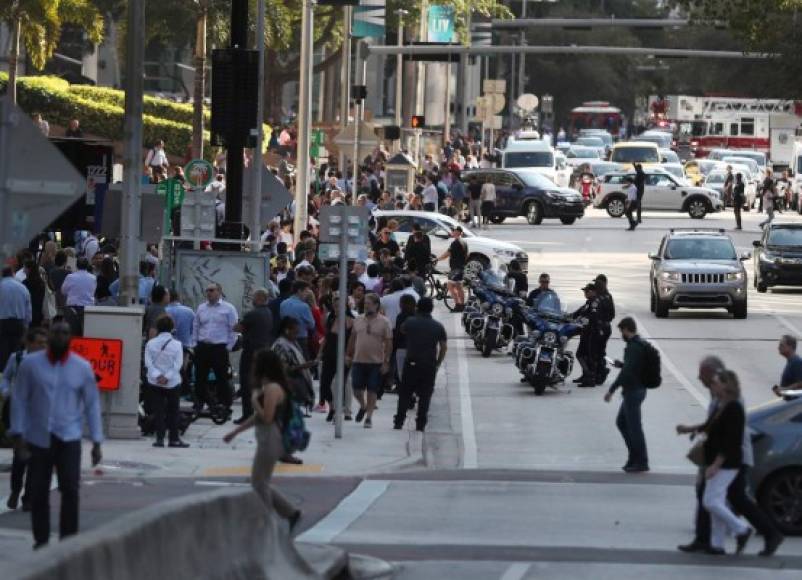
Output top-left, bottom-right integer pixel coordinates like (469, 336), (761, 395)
(5, 488), (342, 580)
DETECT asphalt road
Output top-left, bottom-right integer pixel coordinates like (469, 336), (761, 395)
(2, 207), (801, 578)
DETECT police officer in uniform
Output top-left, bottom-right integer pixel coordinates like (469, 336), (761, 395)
(573, 282), (600, 388)
(594, 274), (615, 385)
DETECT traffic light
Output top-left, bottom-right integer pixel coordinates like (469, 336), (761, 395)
(383, 125), (401, 140)
(352, 85), (367, 102)
(411, 115), (425, 129)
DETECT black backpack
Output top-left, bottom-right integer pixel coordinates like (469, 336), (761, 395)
(639, 338), (662, 389)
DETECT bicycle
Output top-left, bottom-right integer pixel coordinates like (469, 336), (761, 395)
(423, 263), (456, 311)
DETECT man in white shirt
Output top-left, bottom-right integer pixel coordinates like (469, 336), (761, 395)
(145, 140), (169, 178)
(421, 174), (439, 212)
(144, 315), (188, 448)
(60, 258), (96, 307)
(624, 177), (639, 231)
(192, 283), (238, 413)
(480, 178), (497, 229)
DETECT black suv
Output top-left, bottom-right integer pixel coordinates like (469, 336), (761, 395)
(753, 222), (802, 292)
(462, 169), (585, 225)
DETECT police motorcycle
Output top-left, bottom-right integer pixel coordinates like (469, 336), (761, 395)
(510, 293), (584, 395)
(466, 269), (519, 358)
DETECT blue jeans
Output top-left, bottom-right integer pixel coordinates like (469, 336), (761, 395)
(616, 388), (648, 467)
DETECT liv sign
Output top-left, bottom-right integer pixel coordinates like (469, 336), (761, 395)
(427, 5), (455, 43)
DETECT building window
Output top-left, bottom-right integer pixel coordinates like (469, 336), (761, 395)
(741, 118), (755, 136)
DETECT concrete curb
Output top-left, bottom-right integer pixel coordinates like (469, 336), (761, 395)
(6, 488), (336, 580)
(348, 553), (396, 579)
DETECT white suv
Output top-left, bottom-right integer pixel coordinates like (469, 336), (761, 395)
(595, 169), (724, 219)
(372, 210), (529, 275)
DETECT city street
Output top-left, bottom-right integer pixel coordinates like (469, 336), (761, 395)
(3, 207), (801, 577)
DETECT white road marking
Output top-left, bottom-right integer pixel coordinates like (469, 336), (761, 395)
(499, 563), (531, 580)
(194, 481), (249, 487)
(296, 480), (389, 544)
(453, 315), (478, 469)
(633, 316), (708, 407)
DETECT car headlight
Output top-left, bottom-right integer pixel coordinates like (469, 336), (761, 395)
(726, 272), (744, 282)
(542, 331), (558, 346)
(492, 303), (504, 316)
(660, 271), (680, 282)
(544, 191), (561, 199)
(759, 253), (777, 264)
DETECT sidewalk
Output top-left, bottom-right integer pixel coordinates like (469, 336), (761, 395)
(0, 342), (462, 485)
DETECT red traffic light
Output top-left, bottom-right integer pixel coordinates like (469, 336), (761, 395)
(411, 115), (425, 129)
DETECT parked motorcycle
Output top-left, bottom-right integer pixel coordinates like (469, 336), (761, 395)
(511, 295), (584, 395)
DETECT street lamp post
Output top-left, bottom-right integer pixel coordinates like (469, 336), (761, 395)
(395, 9), (408, 151)
(250, 0), (265, 251)
(294, 0), (315, 237)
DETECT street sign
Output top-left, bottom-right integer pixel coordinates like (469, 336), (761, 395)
(259, 168), (293, 220)
(180, 188), (216, 240)
(487, 115), (503, 130)
(0, 100), (84, 257)
(490, 93), (506, 114)
(184, 159), (215, 189)
(353, 0), (386, 39)
(318, 242), (368, 262)
(319, 205), (371, 244)
(427, 5), (456, 43)
(483, 79), (506, 94)
(70, 337), (124, 391)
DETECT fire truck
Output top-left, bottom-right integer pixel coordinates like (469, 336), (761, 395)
(647, 95), (802, 166)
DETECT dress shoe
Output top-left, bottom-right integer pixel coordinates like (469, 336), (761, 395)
(677, 540), (710, 553)
(735, 528), (753, 555)
(153, 439), (165, 448)
(33, 542), (48, 551)
(355, 408), (366, 423)
(623, 464), (649, 473)
(6, 492), (19, 510)
(326, 409), (335, 422)
(572, 376), (586, 384)
(168, 440), (190, 448)
(344, 414), (352, 421)
(759, 532), (784, 557)
(280, 454), (303, 465)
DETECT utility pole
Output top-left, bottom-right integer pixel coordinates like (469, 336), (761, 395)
(120, 0), (145, 306)
(351, 39), (362, 182)
(191, 1), (208, 159)
(250, 0), (265, 250)
(443, 55), (451, 146)
(518, 0), (528, 99)
(338, 6), (352, 174)
(294, 0), (314, 237)
(394, 9), (407, 151)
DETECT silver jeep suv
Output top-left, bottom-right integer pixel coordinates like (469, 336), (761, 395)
(649, 229), (751, 319)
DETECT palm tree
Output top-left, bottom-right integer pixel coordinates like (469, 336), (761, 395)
(1, 0), (104, 104)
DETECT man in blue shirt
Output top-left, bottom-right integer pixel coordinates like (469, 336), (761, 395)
(1, 327), (48, 511)
(10, 322), (103, 549)
(109, 260), (156, 305)
(773, 334), (802, 397)
(0, 266), (32, 368)
(279, 280), (316, 354)
(165, 290), (195, 395)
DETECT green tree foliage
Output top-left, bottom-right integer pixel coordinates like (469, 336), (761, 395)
(0, 0), (104, 103)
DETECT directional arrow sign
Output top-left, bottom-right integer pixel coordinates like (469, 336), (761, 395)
(0, 100), (84, 258)
(259, 166), (293, 221)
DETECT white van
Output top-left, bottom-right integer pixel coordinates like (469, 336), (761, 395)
(501, 139), (568, 185)
(790, 140), (802, 198)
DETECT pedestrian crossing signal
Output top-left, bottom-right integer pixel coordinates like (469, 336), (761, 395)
(411, 115), (425, 129)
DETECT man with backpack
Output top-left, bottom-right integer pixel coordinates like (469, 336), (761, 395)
(604, 316), (660, 473)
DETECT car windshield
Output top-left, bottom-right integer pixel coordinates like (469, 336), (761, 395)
(518, 172), (560, 189)
(576, 137), (604, 147)
(723, 157), (759, 173)
(660, 150), (680, 163)
(706, 173), (726, 184)
(665, 238), (737, 260)
(698, 161), (723, 175)
(588, 163), (620, 176)
(611, 146), (660, 163)
(663, 165), (684, 179)
(568, 147), (600, 159)
(432, 214), (476, 238)
(637, 134), (672, 147)
(504, 151), (554, 168)
(767, 227), (802, 247)
(580, 131), (613, 146)
(730, 151), (766, 166)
